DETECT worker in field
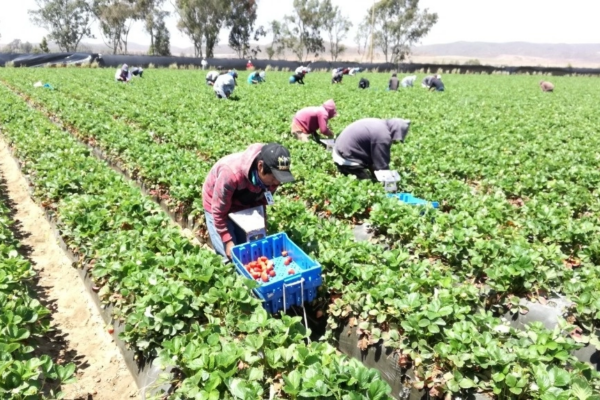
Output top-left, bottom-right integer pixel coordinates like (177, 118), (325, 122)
(289, 71), (306, 85)
(333, 118), (411, 180)
(359, 77), (370, 89)
(388, 73), (400, 91)
(427, 75), (445, 92)
(115, 64), (131, 82)
(401, 75), (416, 87)
(332, 68), (343, 84)
(213, 71), (236, 99)
(206, 70), (220, 86)
(202, 143), (295, 261)
(349, 67), (362, 76)
(540, 80), (554, 92)
(291, 99), (337, 142)
(131, 66), (144, 78)
(247, 71), (265, 84)
(422, 74), (441, 88)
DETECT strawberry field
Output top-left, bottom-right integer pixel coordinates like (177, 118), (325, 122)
(1, 68), (600, 399)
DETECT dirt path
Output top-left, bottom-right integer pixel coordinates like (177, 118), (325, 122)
(0, 139), (138, 400)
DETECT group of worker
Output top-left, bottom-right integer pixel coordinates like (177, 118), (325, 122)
(195, 68), (556, 263)
(203, 96), (410, 261)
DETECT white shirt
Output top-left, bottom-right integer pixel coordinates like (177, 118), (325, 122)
(401, 75), (417, 87)
(214, 74), (235, 95)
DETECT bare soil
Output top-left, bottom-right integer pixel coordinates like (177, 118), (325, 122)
(0, 138), (138, 400)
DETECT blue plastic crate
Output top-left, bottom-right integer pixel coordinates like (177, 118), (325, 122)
(232, 233), (322, 314)
(388, 192), (439, 209)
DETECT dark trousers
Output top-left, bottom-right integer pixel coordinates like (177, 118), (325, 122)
(336, 164), (376, 181)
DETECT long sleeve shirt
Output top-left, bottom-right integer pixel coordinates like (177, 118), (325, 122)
(202, 144), (278, 243)
(214, 74), (236, 97)
(292, 104), (336, 137)
(333, 118), (410, 171)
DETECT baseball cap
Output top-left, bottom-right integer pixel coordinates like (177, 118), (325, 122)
(260, 143), (295, 184)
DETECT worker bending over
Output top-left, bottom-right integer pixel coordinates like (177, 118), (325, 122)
(115, 64), (130, 82)
(131, 66), (143, 78)
(427, 75), (445, 92)
(401, 75), (416, 87)
(332, 68), (344, 84)
(289, 71), (306, 84)
(540, 81), (554, 92)
(359, 78), (370, 89)
(291, 99), (337, 142)
(333, 118), (411, 180)
(202, 143), (295, 261)
(248, 71), (265, 84)
(213, 71), (237, 99)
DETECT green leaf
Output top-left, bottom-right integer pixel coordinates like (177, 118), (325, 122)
(459, 378), (476, 389)
(505, 374), (518, 388)
(550, 367), (571, 387)
(571, 377), (593, 400)
(367, 380), (391, 400)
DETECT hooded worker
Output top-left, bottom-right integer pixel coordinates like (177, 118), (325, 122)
(333, 118), (411, 180)
(115, 64), (130, 82)
(540, 80), (554, 92)
(290, 99), (337, 142)
(213, 71), (237, 99)
(202, 143), (295, 261)
(247, 71), (265, 84)
(358, 78), (370, 89)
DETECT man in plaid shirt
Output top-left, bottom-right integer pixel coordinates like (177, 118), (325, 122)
(202, 143), (295, 261)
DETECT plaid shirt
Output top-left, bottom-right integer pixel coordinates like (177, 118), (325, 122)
(202, 144), (278, 243)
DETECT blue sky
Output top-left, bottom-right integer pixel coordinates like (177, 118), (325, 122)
(0, 0), (598, 48)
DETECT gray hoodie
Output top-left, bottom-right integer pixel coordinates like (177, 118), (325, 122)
(333, 118), (410, 171)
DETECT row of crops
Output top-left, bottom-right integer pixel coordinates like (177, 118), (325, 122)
(0, 170), (76, 397)
(1, 69), (600, 399)
(0, 82), (391, 399)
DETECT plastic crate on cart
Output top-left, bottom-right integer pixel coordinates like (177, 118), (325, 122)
(232, 233), (322, 314)
(388, 192), (440, 209)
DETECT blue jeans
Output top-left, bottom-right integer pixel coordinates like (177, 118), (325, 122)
(204, 211), (246, 263)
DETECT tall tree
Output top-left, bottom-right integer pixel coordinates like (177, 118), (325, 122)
(175, 0), (229, 58)
(354, 21), (369, 58)
(29, 0), (94, 52)
(367, 0), (437, 63)
(265, 20), (284, 60)
(281, 0), (326, 62)
(134, 0), (167, 54)
(93, 0), (136, 54)
(227, 0), (258, 59)
(152, 11), (170, 55)
(321, 0), (351, 62)
(40, 37), (50, 52)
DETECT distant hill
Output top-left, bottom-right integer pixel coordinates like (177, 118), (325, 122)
(410, 42), (600, 67)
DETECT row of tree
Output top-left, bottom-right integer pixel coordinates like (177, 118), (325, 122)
(25, 0), (438, 62)
(29, 0), (171, 55)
